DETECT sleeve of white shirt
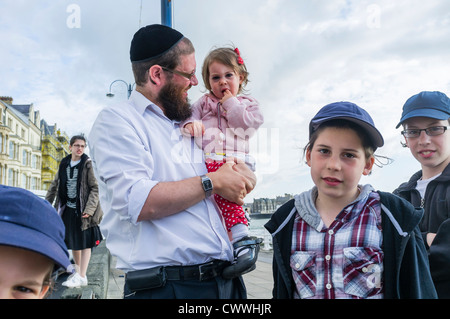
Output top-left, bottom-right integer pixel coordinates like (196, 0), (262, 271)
(89, 106), (157, 225)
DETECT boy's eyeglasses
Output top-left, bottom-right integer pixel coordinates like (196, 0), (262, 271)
(401, 126), (449, 138)
(161, 67), (196, 82)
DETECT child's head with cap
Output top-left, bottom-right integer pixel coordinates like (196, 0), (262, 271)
(309, 101), (384, 152)
(396, 91), (450, 128)
(0, 185), (70, 299)
(305, 102), (384, 206)
(397, 91), (450, 178)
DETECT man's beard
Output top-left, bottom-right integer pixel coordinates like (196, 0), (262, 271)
(157, 82), (192, 122)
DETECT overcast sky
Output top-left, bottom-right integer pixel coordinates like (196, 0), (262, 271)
(1, 0), (449, 202)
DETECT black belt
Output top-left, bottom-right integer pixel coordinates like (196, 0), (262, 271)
(125, 260), (230, 292)
(165, 260), (229, 281)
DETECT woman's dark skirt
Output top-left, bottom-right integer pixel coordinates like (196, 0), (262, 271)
(61, 206), (102, 250)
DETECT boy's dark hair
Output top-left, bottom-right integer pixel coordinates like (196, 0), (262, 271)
(70, 134), (86, 146)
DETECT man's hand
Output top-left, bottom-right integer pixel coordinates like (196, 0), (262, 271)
(230, 160), (256, 194)
(209, 160), (256, 206)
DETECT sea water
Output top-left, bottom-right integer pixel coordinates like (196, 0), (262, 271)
(248, 216), (272, 250)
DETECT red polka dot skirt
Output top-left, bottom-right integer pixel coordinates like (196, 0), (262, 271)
(206, 160), (248, 231)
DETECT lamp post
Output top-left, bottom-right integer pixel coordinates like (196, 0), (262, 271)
(161, 0), (173, 27)
(106, 80), (135, 99)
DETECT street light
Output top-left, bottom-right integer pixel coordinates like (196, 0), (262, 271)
(161, 0), (173, 27)
(106, 80), (135, 99)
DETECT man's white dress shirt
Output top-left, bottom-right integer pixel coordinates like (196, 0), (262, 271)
(89, 91), (233, 272)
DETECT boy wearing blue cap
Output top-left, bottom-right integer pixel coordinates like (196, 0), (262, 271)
(265, 102), (437, 299)
(394, 91), (450, 298)
(0, 185), (70, 299)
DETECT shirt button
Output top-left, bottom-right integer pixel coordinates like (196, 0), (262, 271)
(295, 263), (301, 269)
(325, 255), (331, 261)
(328, 229), (334, 235)
(326, 283), (332, 290)
(362, 267), (368, 273)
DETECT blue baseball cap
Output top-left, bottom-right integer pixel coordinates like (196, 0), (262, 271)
(396, 91), (450, 128)
(310, 101), (384, 149)
(0, 185), (70, 270)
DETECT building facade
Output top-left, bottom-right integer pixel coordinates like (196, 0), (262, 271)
(250, 193), (294, 215)
(0, 97), (42, 190)
(40, 120), (70, 190)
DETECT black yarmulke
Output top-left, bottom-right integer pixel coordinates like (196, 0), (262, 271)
(130, 24), (184, 63)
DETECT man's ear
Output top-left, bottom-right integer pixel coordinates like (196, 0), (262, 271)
(148, 65), (163, 85)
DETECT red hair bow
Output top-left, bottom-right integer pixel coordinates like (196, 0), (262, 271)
(234, 48), (244, 65)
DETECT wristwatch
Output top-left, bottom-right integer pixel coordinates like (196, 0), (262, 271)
(201, 175), (213, 198)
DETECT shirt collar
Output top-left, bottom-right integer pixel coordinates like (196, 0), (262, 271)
(295, 184), (376, 230)
(337, 184), (376, 224)
(130, 90), (181, 125)
(130, 90), (160, 115)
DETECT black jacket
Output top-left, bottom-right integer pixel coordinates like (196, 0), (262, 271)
(394, 163), (450, 298)
(46, 154), (103, 231)
(264, 191), (437, 299)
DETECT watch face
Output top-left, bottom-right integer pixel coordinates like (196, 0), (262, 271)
(203, 179), (213, 190)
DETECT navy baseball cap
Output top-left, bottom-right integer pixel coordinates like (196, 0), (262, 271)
(0, 185), (70, 270)
(396, 91), (450, 128)
(310, 101), (384, 149)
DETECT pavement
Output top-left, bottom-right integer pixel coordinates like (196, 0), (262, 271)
(47, 241), (110, 299)
(47, 241), (274, 299)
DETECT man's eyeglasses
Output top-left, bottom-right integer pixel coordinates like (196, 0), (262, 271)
(161, 67), (196, 82)
(401, 126), (449, 138)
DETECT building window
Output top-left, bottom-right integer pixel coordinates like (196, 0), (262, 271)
(22, 173), (27, 189)
(9, 141), (14, 159)
(31, 177), (39, 190)
(8, 168), (13, 186)
(22, 150), (27, 166)
(32, 154), (37, 169)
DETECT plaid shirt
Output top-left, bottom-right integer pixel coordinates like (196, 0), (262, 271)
(291, 189), (384, 299)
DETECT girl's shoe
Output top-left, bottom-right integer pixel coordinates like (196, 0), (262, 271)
(62, 272), (88, 288)
(222, 236), (263, 279)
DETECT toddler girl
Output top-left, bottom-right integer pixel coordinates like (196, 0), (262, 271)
(183, 47), (264, 278)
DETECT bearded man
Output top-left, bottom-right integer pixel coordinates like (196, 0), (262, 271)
(89, 24), (256, 299)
